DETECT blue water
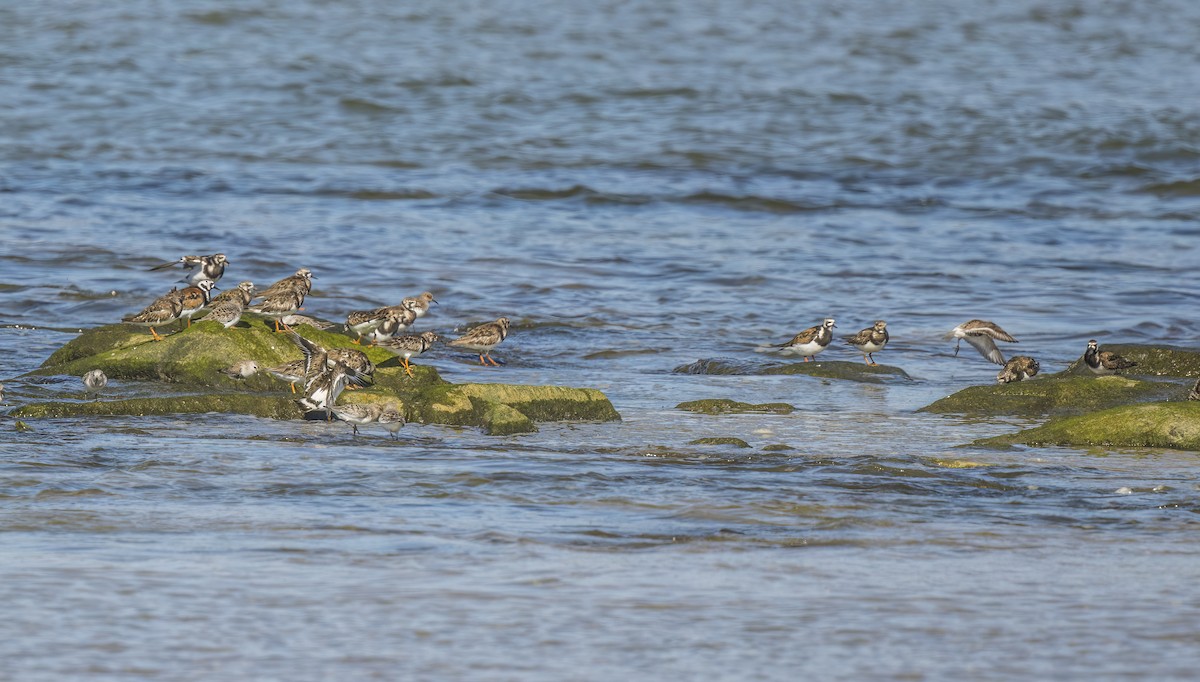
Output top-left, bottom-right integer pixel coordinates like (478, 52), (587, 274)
(3, 1), (1200, 679)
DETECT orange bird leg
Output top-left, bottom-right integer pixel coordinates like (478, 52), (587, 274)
(289, 382), (297, 394)
(150, 327), (164, 342)
(478, 354), (487, 365)
(351, 337), (362, 345)
(486, 353), (501, 367)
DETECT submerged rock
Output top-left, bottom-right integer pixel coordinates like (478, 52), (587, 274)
(673, 358), (911, 384)
(919, 375), (1179, 417)
(676, 398), (795, 415)
(977, 402), (1200, 451)
(16, 316), (620, 435)
(688, 437), (752, 448)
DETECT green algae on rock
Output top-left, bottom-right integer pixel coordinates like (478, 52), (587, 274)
(676, 398), (795, 415)
(976, 402), (1200, 451)
(673, 358), (911, 384)
(919, 375), (1179, 417)
(19, 317), (621, 435)
(11, 394), (302, 420)
(1060, 344), (1200, 378)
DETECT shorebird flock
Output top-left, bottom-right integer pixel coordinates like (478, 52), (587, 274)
(48, 251), (1197, 437)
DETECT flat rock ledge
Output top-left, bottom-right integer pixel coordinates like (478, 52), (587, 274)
(976, 402), (1200, 451)
(919, 375), (1181, 418)
(11, 317), (620, 435)
(673, 358), (911, 384)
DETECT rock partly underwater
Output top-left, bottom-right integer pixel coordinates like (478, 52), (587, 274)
(13, 315), (620, 435)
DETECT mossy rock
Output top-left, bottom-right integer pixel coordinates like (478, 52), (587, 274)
(11, 394), (302, 420)
(1060, 344), (1200, 378)
(977, 402), (1200, 451)
(673, 358), (910, 384)
(688, 437), (752, 448)
(676, 399), (795, 415)
(919, 375), (1179, 417)
(17, 319), (621, 435)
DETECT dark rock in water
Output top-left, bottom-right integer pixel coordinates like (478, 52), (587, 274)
(1061, 344), (1200, 378)
(17, 317), (620, 435)
(919, 375), (1179, 417)
(761, 443), (795, 452)
(673, 358), (911, 384)
(688, 437), (752, 448)
(676, 398), (795, 415)
(976, 402), (1200, 451)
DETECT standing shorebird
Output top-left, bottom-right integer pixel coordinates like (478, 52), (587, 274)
(404, 291), (438, 318)
(377, 331), (439, 378)
(366, 299), (420, 345)
(1083, 340), (1137, 375)
(331, 402), (383, 436)
(249, 269), (313, 332)
(450, 317), (511, 366)
(344, 307), (388, 344)
(122, 288), (186, 341)
(209, 281), (255, 307)
(378, 406), (405, 440)
(780, 318), (836, 362)
(82, 369), (107, 399)
(219, 360), (259, 380)
(149, 253), (229, 286)
(844, 320), (889, 366)
(174, 279), (218, 329)
(996, 356), (1040, 384)
(946, 320), (1017, 365)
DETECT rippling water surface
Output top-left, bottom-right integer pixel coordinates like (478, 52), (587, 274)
(3, 1), (1200, 679)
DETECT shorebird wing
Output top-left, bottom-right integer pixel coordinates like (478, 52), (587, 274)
(964, 334), (1005, 365)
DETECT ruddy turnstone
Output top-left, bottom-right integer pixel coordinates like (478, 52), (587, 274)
(203, 296), (245, 329)
(248, 273), (311, 332)
(366, 301), (418, 345)
(82, 369), (107, 399)
(780, 318), (836, 362)
(378, 406), (405, 440)
(996, 356), (1040, 384)
(450, 317), (511, 366)
(844, 320), (889, 366)
(1083, 340), (1137, 375)
(331, 402), (383, 436)
(219, 360), (259, 379)
(1188, 378), (1200, 401)
(327, 346), (377, 382)
(122, 287), (186, 341)
(173, 279), (218, 329)
(255, 268), (314, 299)
(344, 307), (388, 344)
(377, 331), (439, 377)
(297, 361), (368, 420)
(946, 320), (1017, 366)
(209, 281), (255, 307)
(150, 253), (229, 285)
(266, 359), (307, 393)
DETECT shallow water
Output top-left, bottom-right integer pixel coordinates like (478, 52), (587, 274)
(3, 0), (1200, 679)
